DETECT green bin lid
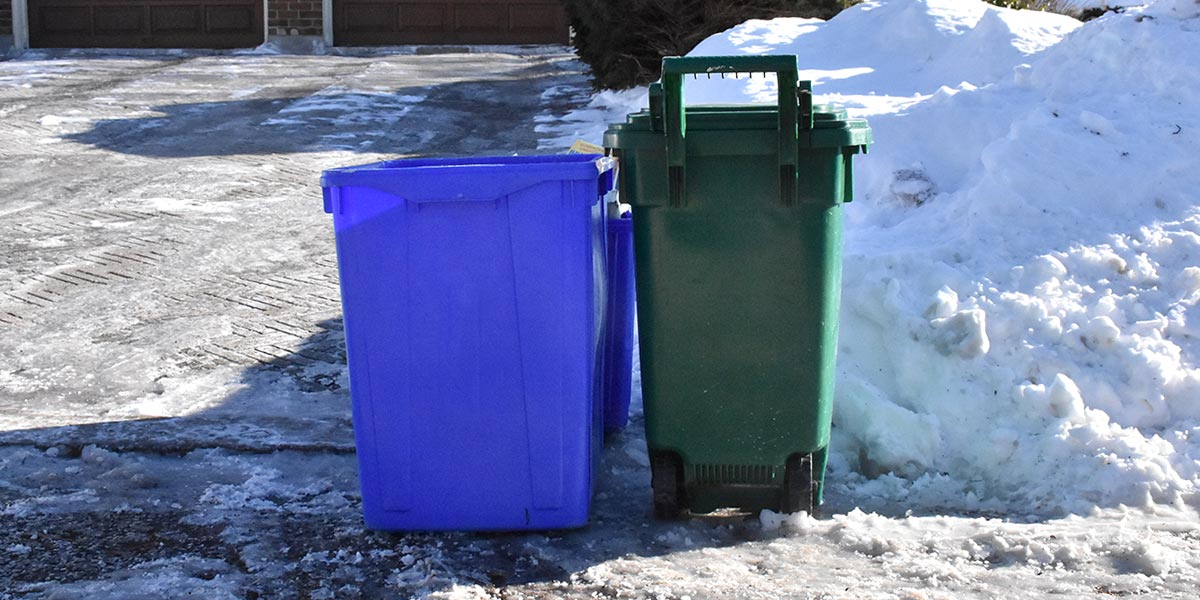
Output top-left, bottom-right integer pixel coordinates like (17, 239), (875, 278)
(607, 103), (871, 150)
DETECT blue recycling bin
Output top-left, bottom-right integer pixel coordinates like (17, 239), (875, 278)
(603, 213), (635, 433)
(321, 154), (616, 531)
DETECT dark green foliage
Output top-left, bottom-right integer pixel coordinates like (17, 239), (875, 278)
(984, 1), (1123, 22)
(982, 0), (1084, 17)
(563, 0), (844, 90)
(1079, 6), (1123, 21)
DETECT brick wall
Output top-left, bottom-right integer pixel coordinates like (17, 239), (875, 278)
(269, 0), (324, 37)
(1, 1), (13, 37)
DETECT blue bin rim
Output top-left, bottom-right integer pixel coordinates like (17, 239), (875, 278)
(322, 154), (614, 188)
(321, 154), (617, 214)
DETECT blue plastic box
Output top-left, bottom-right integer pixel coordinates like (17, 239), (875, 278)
(322, 155), (616, 531)
(603, 213), (635, 433)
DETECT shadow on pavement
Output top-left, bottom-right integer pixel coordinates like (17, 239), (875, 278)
(0, 313), (773, 598)
(64, 63), (586, 159)
(0, 306), (1114, 597)
(0, 53), (725, 597)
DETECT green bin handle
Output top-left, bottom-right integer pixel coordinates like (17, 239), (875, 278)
(656, 55), (813, 206)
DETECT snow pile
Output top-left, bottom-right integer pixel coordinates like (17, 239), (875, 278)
(1146, 0), (1200, 18)
(538, 88), (647, 150)
(685, 0), (1080, 114)
(567, 0), (1200, 515)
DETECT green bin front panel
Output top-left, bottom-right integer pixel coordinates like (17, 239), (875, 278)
(607, 111), (866, 512)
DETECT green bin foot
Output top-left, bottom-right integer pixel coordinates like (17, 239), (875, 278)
(782, 453), (817, 515)
(651, 452), (686, 520)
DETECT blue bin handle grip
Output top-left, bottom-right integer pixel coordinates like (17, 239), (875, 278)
(656, 55), (810, 207)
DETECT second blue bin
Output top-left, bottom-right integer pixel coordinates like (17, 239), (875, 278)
(322, 154), (617, 531)
(603, 213), (635, 433)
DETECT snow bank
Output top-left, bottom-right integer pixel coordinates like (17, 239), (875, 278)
(1146, 0), (1200, 18)
(571, 0), (1200, 515)
(686, 0), (1079, 112)
(537, 88), (648, 151)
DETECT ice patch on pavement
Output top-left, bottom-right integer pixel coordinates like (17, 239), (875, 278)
(272, 86), (427, 124)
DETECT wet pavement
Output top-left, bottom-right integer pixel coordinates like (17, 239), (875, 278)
(0, 48), (675, 600)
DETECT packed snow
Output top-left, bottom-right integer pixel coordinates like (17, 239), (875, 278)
(544, 0), (1200, 591)
(554, 0), (1200, 520)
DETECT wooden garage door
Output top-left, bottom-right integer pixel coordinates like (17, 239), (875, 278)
(334, 0), (569, 46)
(29, 0), (263, 48)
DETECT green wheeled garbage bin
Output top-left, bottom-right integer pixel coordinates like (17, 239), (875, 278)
(604, 55), (871, 517)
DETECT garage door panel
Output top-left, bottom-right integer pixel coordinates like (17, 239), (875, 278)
(30, 0), (263, 48)
(400, 4), (447, 32)
(453, 5), (505, 32)
(344, 5), (396, 32)
(508, 5), (557, 32)
(150, 6), (203, 33)
(95, 7), (144, 34)
(39, 7), (92, 34)
(336, 0), (568, 46)
(207, 5), (257, 32)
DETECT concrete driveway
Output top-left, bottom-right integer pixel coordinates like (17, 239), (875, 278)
(0, 49), (591, 440)
(0, 48), (665, 599)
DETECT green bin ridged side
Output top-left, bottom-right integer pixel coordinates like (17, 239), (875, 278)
(605, 107), (869, 512)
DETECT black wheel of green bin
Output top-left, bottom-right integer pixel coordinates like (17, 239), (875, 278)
(782, 454), (815, 515)
(650, 452), (686, 520)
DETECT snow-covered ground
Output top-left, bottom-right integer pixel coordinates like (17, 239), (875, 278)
(3, 0), (1200, 597)
(542, 0), (1200, 595)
